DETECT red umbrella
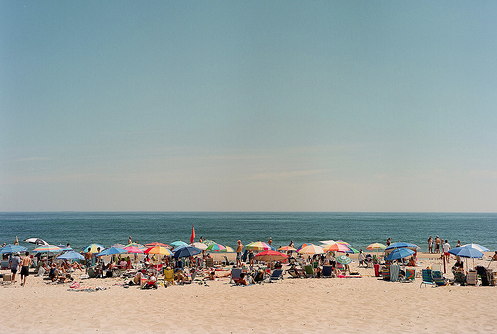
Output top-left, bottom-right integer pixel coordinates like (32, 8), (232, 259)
(254, 250), (288, 262)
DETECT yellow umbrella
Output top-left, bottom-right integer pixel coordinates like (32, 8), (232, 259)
(278, 246), (297, 252)
(367, 243), (386, 251)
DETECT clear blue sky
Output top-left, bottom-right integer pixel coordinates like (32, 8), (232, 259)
(1, 1), (496, 212)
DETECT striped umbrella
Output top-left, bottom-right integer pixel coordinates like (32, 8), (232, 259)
(323, 243), (353, 253)
(246, 241), (274, 251)
(206, 243), (227, 252)
(34, 244), (62, 253)
(124, 246), (144, 254)
(298, 244), (324, 255)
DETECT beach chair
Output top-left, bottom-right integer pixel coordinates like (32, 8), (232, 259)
(230, 268), (242, 284)
(269, 269), (283, 282)
(287, 268), (301, 279)
(163, 268), (175, 286)
(402, 268), (415, 283)
(364, 254), (373, 268)
(420, 269), (435, 288)
(205, 258), (214, 268)
(432, 271), (448, 286)
(452, 269), (466, 286)
(322, 265), (333, 278)
(466, 270), (478, 286)
(303, 265), (314, 278)
(390, 264), (400, 282)
(0, 260), (9, 270)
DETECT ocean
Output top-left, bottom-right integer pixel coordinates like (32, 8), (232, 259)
(0, 212), (496, 252)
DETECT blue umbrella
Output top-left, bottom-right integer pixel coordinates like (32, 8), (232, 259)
(97, 247), (127, 257)
(0, 244), (27, 254)
(462, 244), (490, 253)
(170, 241), (188, 249)
(173, 245), (202, 258)
(57, 251), (84, 260)
(386, 248), (415, 261)
(385, 242), (418, 251)
(449, 246), (484, 259)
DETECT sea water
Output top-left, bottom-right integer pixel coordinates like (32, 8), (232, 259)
(0, 212), (495, 252)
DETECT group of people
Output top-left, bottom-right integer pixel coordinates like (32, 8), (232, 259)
(8, 251), (32, 286)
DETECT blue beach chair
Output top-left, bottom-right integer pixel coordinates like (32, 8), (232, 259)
(420, 269), (435, 288)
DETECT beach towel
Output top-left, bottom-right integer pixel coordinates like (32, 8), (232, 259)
(390, 264), (400, 282)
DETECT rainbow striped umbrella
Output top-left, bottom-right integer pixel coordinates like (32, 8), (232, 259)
(34, 244), (62, 253)
(206, 243), (227, 252)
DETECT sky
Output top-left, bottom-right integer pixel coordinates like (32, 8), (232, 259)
(1, 1), (496, 212)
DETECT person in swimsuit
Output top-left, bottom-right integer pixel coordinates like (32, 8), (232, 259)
(236, 240), (243, 267)
(20, 251), (32, 286)
(9, 252), (21, 284)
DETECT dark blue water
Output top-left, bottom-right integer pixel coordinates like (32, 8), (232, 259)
(0, 212), (495, 252)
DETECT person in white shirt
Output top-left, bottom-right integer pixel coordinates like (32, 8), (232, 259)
(443, 240), (451, 263)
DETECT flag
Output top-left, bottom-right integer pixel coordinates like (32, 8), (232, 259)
(190, 225), (195, 244)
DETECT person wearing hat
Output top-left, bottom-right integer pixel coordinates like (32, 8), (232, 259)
(9, 252), (21, 284)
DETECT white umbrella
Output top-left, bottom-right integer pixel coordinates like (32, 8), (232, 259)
(191, 242), (208, 250)
(24, 238), (49, 246)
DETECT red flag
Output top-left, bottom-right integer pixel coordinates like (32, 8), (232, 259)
(190, 225), (195, 244)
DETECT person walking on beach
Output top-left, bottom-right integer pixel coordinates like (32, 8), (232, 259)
(428, 236), (433, 253)
(236, 240), (243, 267)
(20, 251), (32, 286)
(9, 252), (21, 284)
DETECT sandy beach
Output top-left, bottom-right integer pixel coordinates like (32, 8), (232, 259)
(1, 252), (496, 334)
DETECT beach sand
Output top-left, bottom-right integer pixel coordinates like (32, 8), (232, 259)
(1, 253), (496, 334)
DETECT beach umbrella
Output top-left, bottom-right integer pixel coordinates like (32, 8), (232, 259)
(462, 244), (490, 253)
(97, 247), (127, 257)
(24, 237), (49, 246)
(0, 244), (27, 254)
(254, 250), (288, 262)
(385, 242), (419, 251)
(298, 244), (324, 255)
(336, 254), (352, 265)
(144, 246), (173, 257)
(170, 241), (188, 249)
(223, 246), (234, 252)
(124, 243), (146, 250)
(191, 242), (208, 250)
(57, 245), (73, 251)
(323, 243), (353, 253)
(173, 245), (202, 258)
(246, 241), (274, 251)
(83, 244), (105, 253)
(111, 243), (126, 248)
(206, 243), (227, 252)
(202, 239), (217, 246)
(278, 246), (297, 252)
(319, 240), (336, 245)
(33, 244), (62, 253)
(145, 242), (171, 249)
(386, 248), (415, 261)
(449, 246), (484, 259)
(367, 243), (386, 251)
(296, 243), (310, 251)
(57, 251), (84, 261)
(124, 246), (144, 254)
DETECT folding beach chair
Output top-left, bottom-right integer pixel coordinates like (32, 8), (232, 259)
(452, 269), (466, 286)
(420, 269), (435, 288)
(402, 268), (415, 283)
(230, 268), (242, 284)
(303, 265), (314, 278)
(322, 265), (333, 278)
(163, 268), (175, 286)
(269, 269), (284, 282)
(466, 270), (478, 286)
(432, 270), (448, 286)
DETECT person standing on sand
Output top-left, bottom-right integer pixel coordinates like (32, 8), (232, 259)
(9, 252), (21, 283)
(428, 236), (433, 253)
(236, 240), (243, 267)
(435, 236), (441, 253)
(443, 240), (451, 263)
(20, 251), (32, 286)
